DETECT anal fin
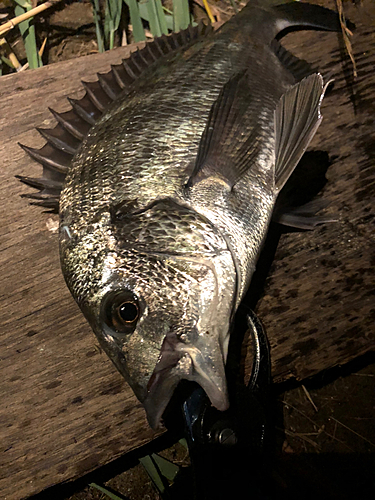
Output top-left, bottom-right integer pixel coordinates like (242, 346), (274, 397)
(273, 199), (337, 230)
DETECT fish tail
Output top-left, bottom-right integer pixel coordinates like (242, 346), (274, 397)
(272, 2), (355, 35)
(230, 1), (354, 45)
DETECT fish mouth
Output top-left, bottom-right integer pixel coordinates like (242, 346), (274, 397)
(144, 334), (229, 429)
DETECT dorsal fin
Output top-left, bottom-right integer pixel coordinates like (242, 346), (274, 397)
(18, 22), (214, 212)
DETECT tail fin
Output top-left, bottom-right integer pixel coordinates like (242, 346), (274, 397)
(273, 2), (355, 36)
(233, 1), (355, 45)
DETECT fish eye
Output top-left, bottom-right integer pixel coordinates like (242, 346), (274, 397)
(118, 302), (139, 323)
(101, 291), (140, 334)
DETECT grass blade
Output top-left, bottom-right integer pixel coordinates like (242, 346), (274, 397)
(139, 452), (180, 495)
(0, 37), (22, 70)
(146, 0), (169, 37)
(124, 0), (146, 42)
(154, 0), (168, 36)
(139, 455), (167, 494)
(104, 0), (123, 50)
(179, 438), (188, 449)
(90, 0), (105, 52)
(146, 0), (160, 37)
(229, 0), (238, 14)
(138, 1), (174, 31)
(1, 55), (13, 69)
(173, 0), (191, 31)
(89, 483), (124, 500)
(151, 453), (180, 482)
(14, 2), (42, 69)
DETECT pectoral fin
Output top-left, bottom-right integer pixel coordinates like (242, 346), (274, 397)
(186, 72), (262, 189)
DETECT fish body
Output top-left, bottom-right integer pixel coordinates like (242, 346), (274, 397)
(21, 1), (347, 427)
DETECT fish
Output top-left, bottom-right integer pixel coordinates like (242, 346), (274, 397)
(18, 1), (351, 428)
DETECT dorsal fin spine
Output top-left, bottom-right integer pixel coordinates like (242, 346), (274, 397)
(145, 43), (158, 62)
(129, 51), (144, 73)
(19, 143), (71, 173)
(48, 107), (90, 140)
(122, 60), (138, 80)
(67, 96), (100, 126)
(153, 38), (166, 56)
(36, 126), (79, 155)
(97, 72), (122, 100)
(81, 81), (110, 112)
(134, 47), (150, 67)
(19, 23), (213, 213)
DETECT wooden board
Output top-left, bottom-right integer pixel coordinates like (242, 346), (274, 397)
(249, 1), (375, 382)
(0, 2), (374, 498)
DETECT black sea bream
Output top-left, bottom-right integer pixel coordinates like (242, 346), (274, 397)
(19, 1), (349, 427)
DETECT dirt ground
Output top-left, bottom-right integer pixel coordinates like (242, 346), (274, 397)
(1, 1), (374, 499)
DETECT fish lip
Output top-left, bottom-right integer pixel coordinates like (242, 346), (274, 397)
(146, 334), (183, 393)
(143, 335), (186, 429)
(144, 334), (229, 429)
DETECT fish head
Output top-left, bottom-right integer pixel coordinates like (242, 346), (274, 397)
(59, 199), (237, 428)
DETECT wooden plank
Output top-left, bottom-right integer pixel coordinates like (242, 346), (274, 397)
(0, 2), (374, 498)
(0, 42), (157, 500)
(252, 0), (375, 382)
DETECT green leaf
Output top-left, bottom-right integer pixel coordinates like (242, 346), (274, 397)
(104, 0), (123, 49)
(14, 3), (42, 69)
(146, 0), (160, 37)
(173, 0), (191, 31)
(1, 55), (13, 69)
(12, 0), (31, 9)
(90, 0), (105, 52)
(139, 1), (174, 31)
(89, 483), (124, 500)
(124, 0), (146, 42)
(139, 453), (180, 495)
(154, 0), (168, 35)
(179, 438), (188, 450)
(146, 0), (169, 37)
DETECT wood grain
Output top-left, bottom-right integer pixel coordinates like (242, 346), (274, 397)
(0, 2), (374, 498)
(253, 0), (375, 383)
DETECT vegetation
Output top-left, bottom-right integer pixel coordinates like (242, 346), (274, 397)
(0, 0), (203, 73)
